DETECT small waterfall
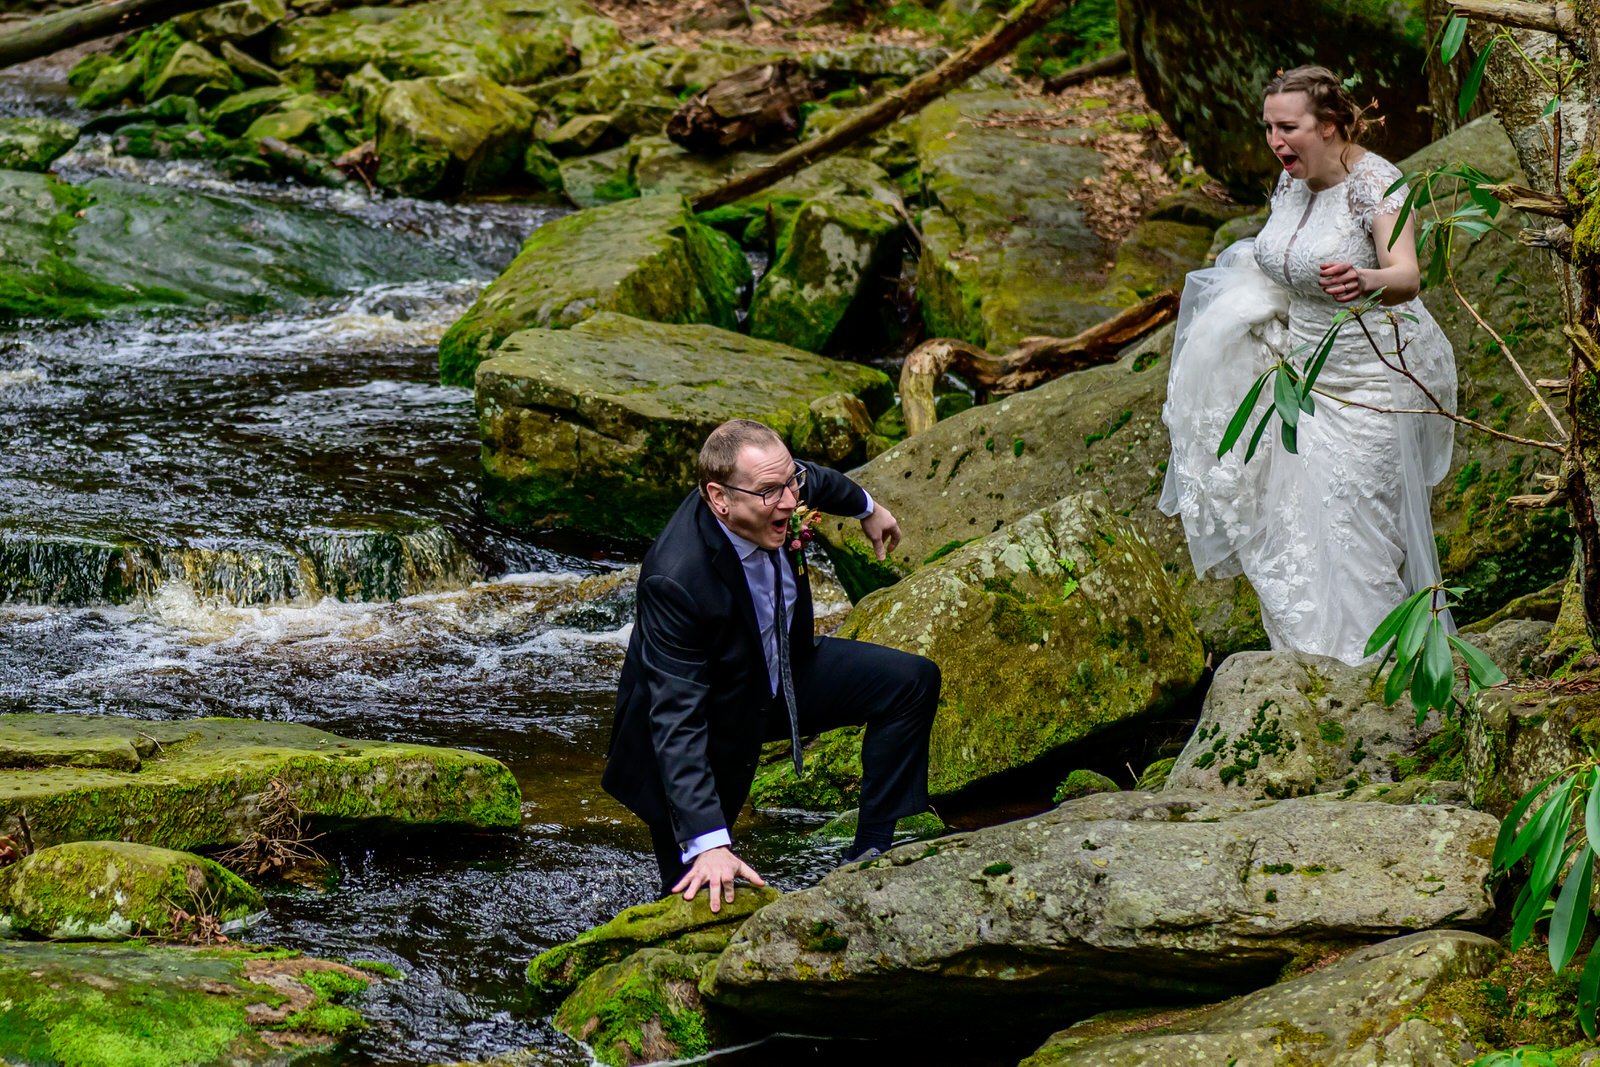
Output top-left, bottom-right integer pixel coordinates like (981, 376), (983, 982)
(0, 521), (482, 607)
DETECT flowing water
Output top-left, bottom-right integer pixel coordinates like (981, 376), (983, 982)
(0, 60), (863, 1065)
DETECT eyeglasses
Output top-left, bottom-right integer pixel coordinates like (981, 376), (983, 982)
(717, 466), (806, 507)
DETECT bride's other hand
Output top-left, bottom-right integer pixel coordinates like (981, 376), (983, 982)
(1319, 261), (1364, 303)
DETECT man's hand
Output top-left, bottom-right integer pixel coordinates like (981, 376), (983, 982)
(861, 504), (902, 561)
(671, 846), (766, 913)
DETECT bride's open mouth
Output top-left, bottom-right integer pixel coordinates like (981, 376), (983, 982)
(1277, 153), (1300, 170)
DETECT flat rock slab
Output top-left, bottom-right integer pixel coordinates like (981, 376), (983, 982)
(0, 941), (375, 1064)
(1022, 930), (1501, 1065)
(476, 312), (891, 538)
(708, 790), (1497, 1034)
(0, 714), (521, 851)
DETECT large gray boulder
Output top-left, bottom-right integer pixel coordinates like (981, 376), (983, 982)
(1165, 651), (1430, 799)
(707, 789), (1498, 1033)
(438, 194), (751, 386)
(753, 493), (1205, 808)
(1021, 930), (1501, 1066)
(475, 312), (893, 538)
(1118, 0), (1433, 197)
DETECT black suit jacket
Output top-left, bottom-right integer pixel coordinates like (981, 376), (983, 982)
(603, 461), (868, 844)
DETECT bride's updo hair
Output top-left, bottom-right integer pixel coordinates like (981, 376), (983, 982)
(1264, 65), (1374, 144)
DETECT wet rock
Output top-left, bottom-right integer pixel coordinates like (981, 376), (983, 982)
(707, 790), (1498, 1033)
(788, 392), (886, 465)
(266, 0), (584, 84)
(1165, 651), (1430, 799)
(812, 807), (946, 842)
(1118, 0), (1432, 196)
(757, 493), (1204, 806)
(1053, 769), (1119, 803)
(529, 888), (779, 1000)
(438, 194), (751, 386)
(475, 312), (892, 537)
(173, 0), (287, 48)
(374, 72), (539, 197)
(554, 947), (723, 1067)
(241, 91), (357, 156)
(0, 714), (522, 851)
(206, 84), (298, 136)
(0, 941), (376, 1062)
(545, 112), (625, 157)
(1021, 930), (1500, 1065)
(748, 193), (904, 353)
(0, 117), (79, 172)
(557, 140), (639, 208)
(0, 171), (477, 321)
(0, 841), (261, 941)
(143, 40), (240, 103)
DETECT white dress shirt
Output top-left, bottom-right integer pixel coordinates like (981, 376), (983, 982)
(679, 492), (874, 864)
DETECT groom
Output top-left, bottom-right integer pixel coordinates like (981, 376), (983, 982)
(603, 419), (941, 909)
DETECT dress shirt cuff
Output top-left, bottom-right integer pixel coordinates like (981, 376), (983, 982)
(855, 491), (875, 521)
(681, 828), (732, 864)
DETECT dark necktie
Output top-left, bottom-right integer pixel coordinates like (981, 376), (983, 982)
(768, 549), (803, 776)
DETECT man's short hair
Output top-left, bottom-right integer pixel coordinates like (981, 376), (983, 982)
(698, 419), (785, 496)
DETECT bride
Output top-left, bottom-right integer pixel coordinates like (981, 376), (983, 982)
(1158, 66), (1457, 666)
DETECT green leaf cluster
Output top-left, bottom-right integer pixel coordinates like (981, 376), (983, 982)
(1365, 585), (1506, 722)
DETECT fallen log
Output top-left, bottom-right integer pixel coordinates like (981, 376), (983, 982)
(666, 59), (823, 154)
(0, 0), (235, 70)
(689, 0), (1074, 213)
(1041, 49), (1130, 93)
(898, 288), (1179, 436)
(258, 135), (349, 188)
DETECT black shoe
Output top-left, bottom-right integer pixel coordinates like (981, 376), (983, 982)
(838, 846), (882, 868)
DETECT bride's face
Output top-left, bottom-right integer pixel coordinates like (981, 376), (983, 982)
(1262, 92), (1343, 185)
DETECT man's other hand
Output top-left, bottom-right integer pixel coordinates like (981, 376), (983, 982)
(671, 846), (766, 913)
(861, 503), (902, 561)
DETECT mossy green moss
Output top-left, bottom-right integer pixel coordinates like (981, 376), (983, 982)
(552, 947), (719, 1067)
(1417, 944), (1590, 1055)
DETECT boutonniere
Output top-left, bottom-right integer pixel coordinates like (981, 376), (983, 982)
(787, 507), (820, 575)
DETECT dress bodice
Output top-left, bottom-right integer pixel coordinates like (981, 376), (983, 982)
(1252, 152), (1408, 315)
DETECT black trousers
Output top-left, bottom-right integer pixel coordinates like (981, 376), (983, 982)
(649, 635), (940, 896)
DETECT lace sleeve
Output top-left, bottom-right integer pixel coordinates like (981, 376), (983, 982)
(1346, 154), (1407, 233)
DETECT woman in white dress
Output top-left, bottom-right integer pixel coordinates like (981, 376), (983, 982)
(1159, 66), (1457, 665)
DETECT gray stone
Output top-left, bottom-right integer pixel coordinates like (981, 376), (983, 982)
(1464, 685), (1597, 818)
(1021, 930), (1499, 1066)
(475, 313), (892, 538)
(707, 789), (1499, 1033)
(1165, 651), (1429, 799)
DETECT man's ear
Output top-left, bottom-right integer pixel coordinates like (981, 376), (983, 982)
(703, 483), (728, 514)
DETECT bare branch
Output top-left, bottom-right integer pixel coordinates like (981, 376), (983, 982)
(1449, 275), (1568, 439)
(1445, 0), (1579, 40)
(1509, 489), (1570, 508)
(1042, 50), (1131, 93)
(1566, 324), (1600, 378)
(1308, 385), (1566, 452)
(1519, 223), (1574, 257)
(1483, 183), (1575, 219)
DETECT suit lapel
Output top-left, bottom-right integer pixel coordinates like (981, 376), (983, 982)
(698, 502), (762, 644)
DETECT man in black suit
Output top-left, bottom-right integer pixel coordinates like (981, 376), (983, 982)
(604, 419), (941, 909)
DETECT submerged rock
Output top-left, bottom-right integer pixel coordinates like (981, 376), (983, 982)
(0, 940), (376, 1063)
(0, 171), (477, 321)
(375, 72), (540, 197)
(438, 194), (750, 386)
(708, 790), (1498, 1033)
(1165, 651), (1431, 799)
(756, 493), (1204, 806)
(0, 841), (261, 941)
(0, 714), (521, 852)
(0, 117), (80, 172)
(475, 312), (891, 537)
(1022, 930), (1500, 1065)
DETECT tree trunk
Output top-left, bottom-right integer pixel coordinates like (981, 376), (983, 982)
(0, 0), (233, 70)
(689, 0), (1073, 213)
(898, 289), (1178, 435)
(1457, 0), (1600, 641)
(1042, 50), (1130, 93)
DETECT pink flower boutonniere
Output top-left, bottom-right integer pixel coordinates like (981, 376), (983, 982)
(787, 506), (820, 576)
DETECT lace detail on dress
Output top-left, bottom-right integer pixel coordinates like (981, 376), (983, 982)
(1344, 154), (1407, 234)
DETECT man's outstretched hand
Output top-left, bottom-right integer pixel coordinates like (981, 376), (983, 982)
(861, 503), (902, 561)
(671, 846), (766, 913)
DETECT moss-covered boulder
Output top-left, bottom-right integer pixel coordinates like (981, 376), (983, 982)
(239, 91), (358, 156)
(707, 790), (1498, 1033)
(0, 171), (476, 321)
(438, 194), (749, 386)
(207, 84), (298, 136)
(1463, 684), (1599, 818)
(756, 493), (1204, 805)
(374, 72), (539, 198)
(0, 841), (261, 941)
(475, 312), (892, 537)
(0, 118), (80, 172)
(144, 40), (240, 102)
(1118, 0), (1431, 197)
(554, 947), (723, 1067)
(748, 194), (904, 353)
(172, 0), (287, 49)
(0, 941), (375, 1064)
(0, 714), (521, 851)
(266, 0), (587, 84)
(529, 887), (779, 1000)
(1165, 651), (1432, 799)
(1021, 931), (1501, 1065)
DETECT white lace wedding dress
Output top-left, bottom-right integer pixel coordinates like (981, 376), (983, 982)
(1158, 152), (1457, 665)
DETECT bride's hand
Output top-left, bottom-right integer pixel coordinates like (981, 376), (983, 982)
(1319, 262), (1365, 303)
